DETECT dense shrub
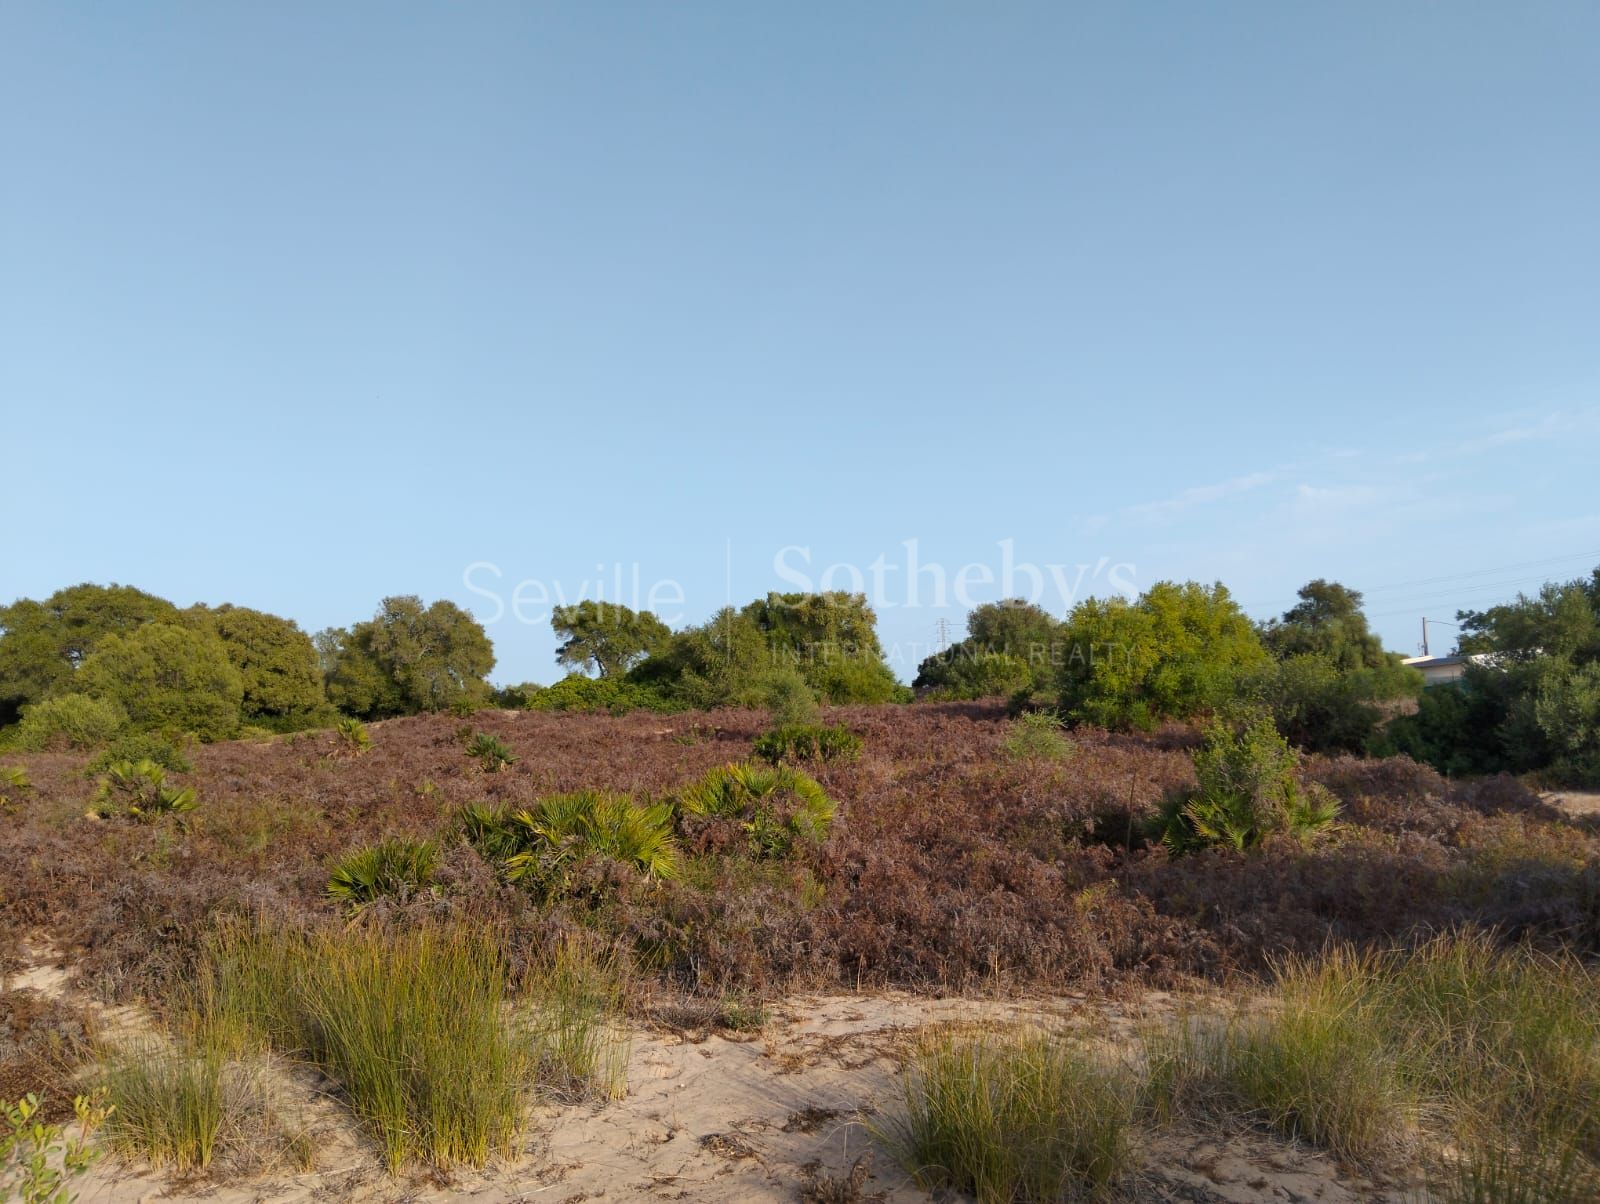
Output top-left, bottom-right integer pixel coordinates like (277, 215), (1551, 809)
(631, 592), (904, 708)
(319, 595), (495, 718)
(76, 623), (244, 742)
(1248, 653), (1421, 754)
(525, 673), (678, 715)
(756, 664), (820, 727)
(1000, 711), (1074, 762)
(188, 604), (329, 729)
(753, 723), (862, 764)
(9, 693), (127, 751)
(1156, 714), (1339, 853)
(1058, 582), (1269, 730)
(86, 732), (193, 776)
(914, 600), (1063, 700)
(0, 582), (179, 726)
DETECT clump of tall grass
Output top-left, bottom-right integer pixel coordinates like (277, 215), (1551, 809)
(1144, 933), (1600, 1194)
(881, 1027), (1136, 1203)
(207, 923), (531, 1170)
(522, 937), (633, 1102)
(1143, 953), (1414, 1166)
(1373, 933), (1600, 1202)
(100, 1038), (232, 1174)
(98, 1007), (311, 1177)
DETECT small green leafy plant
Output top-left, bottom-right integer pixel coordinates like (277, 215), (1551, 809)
(334, 717), (371, 756)
(2, 1091), (112, 1204)
(92, 759), (198, 822)
(1156, 713), (1338, 853)
(461, 793), (679, 898)
(1000, 712), (1075, 762)
(463, 730), (517, 773)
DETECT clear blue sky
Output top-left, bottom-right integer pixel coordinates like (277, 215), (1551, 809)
(4, 2), (1597, 684)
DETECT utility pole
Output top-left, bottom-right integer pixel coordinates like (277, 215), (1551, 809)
(1421, 617), (1461, 657)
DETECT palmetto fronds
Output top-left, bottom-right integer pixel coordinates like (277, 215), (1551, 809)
(463, 731), (517, 773)
(326, 838), (440, 910)
(676, 761), (835, 857)
(460, 792), (679, 897)
(0, 765), (29, 811)
(93, 759), (197, 822)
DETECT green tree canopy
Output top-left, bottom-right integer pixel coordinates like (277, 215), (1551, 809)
(629, 607), (772, 710)
(631, 592), (904, 708)
(1260, 579), (1389, 671)
(1457, 572), (1600, 664)
(1057, 581), (1269, 729)
(75, 622), (244, 741)
(741, 592), (902, 703)
(914, 599), (1063, 698)
(0, 583), (178, 725)
(320, 596), (495, 718)
(552, 601), (670, 678)
(186, 604), (328, 728)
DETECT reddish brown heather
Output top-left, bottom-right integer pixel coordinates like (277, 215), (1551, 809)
(2, 703), (1595, 1005)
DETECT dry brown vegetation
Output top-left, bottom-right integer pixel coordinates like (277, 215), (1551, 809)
(4, 701), (1595, 1014)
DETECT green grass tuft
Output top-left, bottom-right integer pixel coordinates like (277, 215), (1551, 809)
(206, 923), (532, 1170)
(882, 1027), (1136, 1203)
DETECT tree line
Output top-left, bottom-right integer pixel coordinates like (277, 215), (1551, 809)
(1, 569), (1595, 786)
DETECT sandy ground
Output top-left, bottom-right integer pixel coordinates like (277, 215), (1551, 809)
(1543, 789), (1600, 819)
(10, 949), (1405, 1204)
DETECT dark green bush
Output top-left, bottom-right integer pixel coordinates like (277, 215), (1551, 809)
(76, 623), (244, 742)
(10, 694), (127, 751)
(524, 674), (678, 715)
(87, 732), (193, 777)
(753, 723), (862, 764)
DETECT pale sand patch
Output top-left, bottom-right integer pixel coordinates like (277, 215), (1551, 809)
(13, 941), (1406, 1203)
(1542, 789), (1600, 819)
